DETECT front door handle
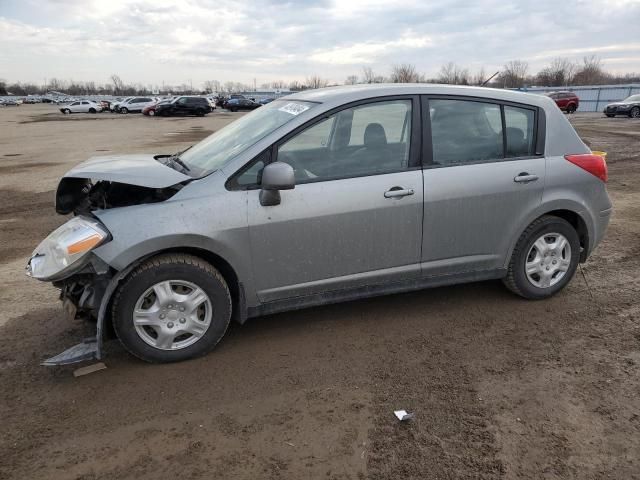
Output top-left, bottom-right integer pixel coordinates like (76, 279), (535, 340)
(514, 172), (539, 184)
(384, 187), (415, 198)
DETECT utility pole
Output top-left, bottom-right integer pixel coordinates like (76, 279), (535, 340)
(254, 78), (256, 91)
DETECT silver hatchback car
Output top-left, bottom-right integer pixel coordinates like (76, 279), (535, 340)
(27, 85), (611, 364)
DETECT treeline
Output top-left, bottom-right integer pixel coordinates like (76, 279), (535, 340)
(344, 56), (640, 88)
(2, 56), (638, 97)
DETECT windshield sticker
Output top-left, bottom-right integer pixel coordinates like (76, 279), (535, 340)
(278, 103), (310, 116)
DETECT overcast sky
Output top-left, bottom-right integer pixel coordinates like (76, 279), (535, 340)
(1, 0), (639, 88)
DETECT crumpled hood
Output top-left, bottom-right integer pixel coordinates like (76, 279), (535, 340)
(62, 154), (191, 188)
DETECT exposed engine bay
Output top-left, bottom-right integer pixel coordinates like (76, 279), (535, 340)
(56, 177), (184, 215)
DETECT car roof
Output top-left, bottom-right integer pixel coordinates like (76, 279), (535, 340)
(287, 84), (554, 109)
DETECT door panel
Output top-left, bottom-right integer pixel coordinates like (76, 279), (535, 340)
(422, 159), (545, 274)
(248, 170), (424, 302)
(421, 96), (545, 275)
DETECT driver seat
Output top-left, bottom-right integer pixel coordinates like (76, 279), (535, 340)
(349, 123), (392, 170)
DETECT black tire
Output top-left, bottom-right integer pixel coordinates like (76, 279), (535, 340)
(196, 108), (205, 117)
(630, 106), (640, 118)
(121, 107), (129, 114)
(112, 254), (232, 363)
(503, 215), (580, 300)
(64, 108), (71, 114)
(230, 107), (237, 112)
(605, 114), (615, 118)
(566, 104), (577, 114)
(89, 108), (96, 113)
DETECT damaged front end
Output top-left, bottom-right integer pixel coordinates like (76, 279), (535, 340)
(27, 154), (192, 365)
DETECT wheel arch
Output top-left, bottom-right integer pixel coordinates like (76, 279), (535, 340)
(507, 205), (593, 267)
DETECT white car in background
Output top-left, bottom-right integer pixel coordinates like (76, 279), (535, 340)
(117, 96), (158, 114)
(110, 97), (133, 112)
(59, 100), (102, 114)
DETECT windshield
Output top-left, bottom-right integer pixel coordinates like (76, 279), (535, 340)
(623, 94), (640, 102)
(179, 99), (316, 174)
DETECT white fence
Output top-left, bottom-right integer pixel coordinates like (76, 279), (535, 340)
(518, 84), (640, 112)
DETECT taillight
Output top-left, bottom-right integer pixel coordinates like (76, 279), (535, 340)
(565, 153), (608, 182)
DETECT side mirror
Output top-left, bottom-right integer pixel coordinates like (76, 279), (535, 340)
(259, 162), (295, 206)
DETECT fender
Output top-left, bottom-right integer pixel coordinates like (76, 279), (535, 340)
(503, 198), (595, 269)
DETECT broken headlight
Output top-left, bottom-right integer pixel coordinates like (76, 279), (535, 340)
(26, 216), (110, 281)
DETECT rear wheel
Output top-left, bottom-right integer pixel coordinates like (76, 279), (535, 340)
(566, 104), (577, 114)
(112, 254), (232, 363)
(149, 109), (155, 116)
(605, 114), (615, 118)
(503, 215), (580, 299)
(630, 106), (640, 118)
(196, 108), (205, 116)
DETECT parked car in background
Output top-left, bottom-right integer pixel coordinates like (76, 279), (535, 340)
(206, 96), (217, 110)
(27, 84), (611, 365)
(155, 96), (211, 116)
(224, 98), (261, 111)
(545, 91), (579, 113)
(110, 97), (133, 112)
(604, 94), (640, 118)
(117, 97), (157, 114)
(23, 97), (40, 104)
(1, 99), (20, 106)
(259, 98), (275, 105)
(59, 100), (103, 114)
(143, 98), (174, 116)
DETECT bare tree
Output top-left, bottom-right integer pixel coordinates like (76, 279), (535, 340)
(203, 80), (220, 93)
(306, 75), (329, 89)
(110, 74), (125, 95)
(390, 63), (420, 83)
(271, 80), (287, 89)
(345, 75), (358, 85)
(536, 57), (577, 86)
(437, 62), (470, 85)
(573, 55), (608, 85)
(471, 67), (487, 86)
(289, 80), (304, 91)
(500, 60), (529, 88)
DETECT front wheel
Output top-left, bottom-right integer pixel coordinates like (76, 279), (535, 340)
(566, 104), (577, 114)
(121, 107), (129, 114)
(605, 114), (615, 118)
(630, 106), (640, 118)
(112, 254), (232, 363)
(63, 108), (71, 114)
(149, 109), (155, 116)
(89, 108), (96, 113)
(503, 216), (580, 299)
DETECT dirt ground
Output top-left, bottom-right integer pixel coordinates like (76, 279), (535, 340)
(0, 105), (638, 480)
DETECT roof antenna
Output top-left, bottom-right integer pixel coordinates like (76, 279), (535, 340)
(481, 71), (500, 87)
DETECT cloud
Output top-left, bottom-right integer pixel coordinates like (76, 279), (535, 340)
(1, 0), (639, 86)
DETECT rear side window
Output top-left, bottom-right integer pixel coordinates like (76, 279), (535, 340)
(504, 106), (535, 158)
(430, 99), (503, 165)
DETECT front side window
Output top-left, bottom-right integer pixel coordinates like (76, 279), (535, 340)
(277, 99), (412, 183)
(430, 99), (503, 165)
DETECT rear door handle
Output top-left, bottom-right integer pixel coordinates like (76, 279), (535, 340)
(384, 187), (415, 198)
(514, 172), (539, 184)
